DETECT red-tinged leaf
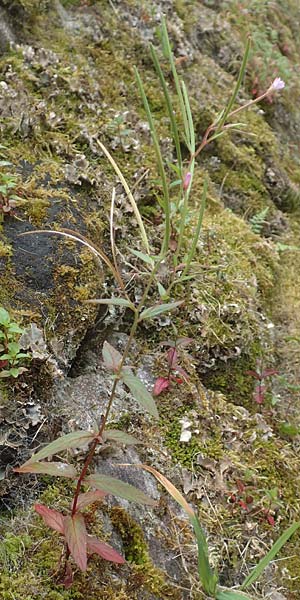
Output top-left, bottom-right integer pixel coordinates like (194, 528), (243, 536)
(174, 366), (189, 380)
(84, 474), (156, 506)
(254, 386), (265, 403)
(262, 368), (278, 378)
(266, 514), (275, 527)
(61, 562), (73, 589)
(236, 480), (245, 494)
(34, 504), (65, 533)
(153, 377), (170, 396)
(104, 430), (142, 445)
(167, 347), (178, 369)
(102, 341), (122, 372)
(19, 430), (96, 466)
(87, 536), (125, 564)
(64, 513), (87, 572)
(15, 461), (77, 478)
(245, 370), (261, 380)
(239, 500), (248, 511)
(71, 490), (107, 512)
(173, 377), (184, 384)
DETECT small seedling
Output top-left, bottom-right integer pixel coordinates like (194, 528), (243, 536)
(245, 362), (278, 404)
(153, 336), (192, 396)
(0, 307), (30, 378)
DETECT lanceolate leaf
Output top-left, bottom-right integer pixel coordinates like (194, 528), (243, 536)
(71, 490), (107, 512)
(128, 248), (155, 266)
(216, 590), (254, 600)
(64, 513), (87, 572)
(19, 430), (96, 466)
(34, 504), (65, 534)
(241, 521), (300, 590)
(85, 298), (135, 310)
(87, 536), (125, 564)
(121, 371), (159, 418)
(102, 341), (123, 372)
(15, 461), (77, 478)
(153, 377), (170, 396)
(84, 474), (156, 506)
(104, 430), (142, 445)
(139, 301), (183, 321)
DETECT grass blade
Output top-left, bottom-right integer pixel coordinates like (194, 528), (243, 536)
(134, 66), (170, 256)
(180, 176), (207, 279)
(216, 36), (251, 132)
(97, 140), (150, 255)
(241, 521), (300, 590)
(161, 17), (190, 149)
(139, 465), (217, 596)
(150, 43), (182, 173)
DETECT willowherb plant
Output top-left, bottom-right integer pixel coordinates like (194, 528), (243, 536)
(13, 17), (292, 596)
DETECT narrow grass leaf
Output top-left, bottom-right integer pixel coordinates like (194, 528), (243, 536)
(18, 228), (124, 290)
(139, 301), (183, 321)
(87, 536), (125, 564)
(216, 36), (251, 132)
(34, 504), (65, 534)
(64, 513), (87, 572)
(241, 521), (300, 589)
(180, 177), (207, 280)
(134, 66), (170, 255)
(122, 371), (159, 418)
(140, 465), (217, 595)
(84, 473), (156, 506)
(150, 42), (182, 172)
(18, 430), (96, 466)
(161, 17), (190, 148)
(15, 461), (77, 478)
(97, 140), (149, 254)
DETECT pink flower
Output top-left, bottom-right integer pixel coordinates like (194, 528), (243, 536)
(269, 77), (285, 92)
(183, 171), (192, 191)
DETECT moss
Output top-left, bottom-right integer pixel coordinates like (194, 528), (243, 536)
(110, 507), (181, 598)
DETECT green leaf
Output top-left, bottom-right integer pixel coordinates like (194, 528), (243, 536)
(216, 590), (254, 600)
(121, 371), (159, 418)
(7, 341), (20, 355)
(0, 307), (10, 326)
(85, 298), (135, 309)
(102, 341), (123, 372)
(7, 322), (24, 334)
(104, 429), (142, 445)
(14, 461), (77, 478)
(139, 301), (183, 321)
(128, 248), (155, 266)
(64, 513), (87, 572)
(241, 521), (300, 589)
(84, 473), (156, 506)
(19, 430), (96, 466)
